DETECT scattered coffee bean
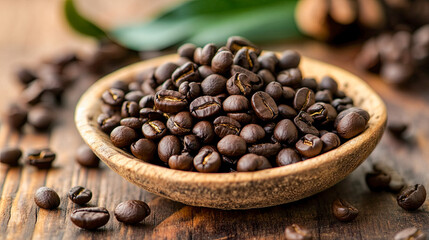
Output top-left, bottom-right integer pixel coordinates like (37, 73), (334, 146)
(76, 144), (99, 168)
(397, 184), (426, 211)
(394, 227), (427, 240)
(284, 224), (312, 240)
(68, 186), (92, 205)
(0, 147), (22, 166)
(6, 104), (27, 130)
(34, 187), (60, 209)
(373, 162), (405, 192)
(388, 122), (408, 138)
(26, 148), (56, 169)
(365, 171), (391, 192)
(27, 106), (54, 131)
(332, 198), (359, 222)
(115, 200), (151, 224)
(70, 207), (110, 230)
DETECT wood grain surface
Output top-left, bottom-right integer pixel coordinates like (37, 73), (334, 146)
(0, 0), (428, 239)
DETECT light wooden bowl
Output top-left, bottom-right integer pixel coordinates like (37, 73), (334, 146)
(75, 54), (386, 210)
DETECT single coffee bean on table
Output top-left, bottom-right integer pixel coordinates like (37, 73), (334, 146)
(97, 36), (370, 173)
(114, 200), (151, 224)
(0, 147), (22, 166)
(70, 207), (110, 230)
(68, 186), (92, 205)
(26, 148), (56, 169)
(284, 224), (312, 240)
(332, 198), (359, 222)
(76, 144), (99, 168)
(397, 184), (426, 211)
(34, 187), (60, 209)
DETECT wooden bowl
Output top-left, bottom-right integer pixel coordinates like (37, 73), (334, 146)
(75, 54), (386, 210)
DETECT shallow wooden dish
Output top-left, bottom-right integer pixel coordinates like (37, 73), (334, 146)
(75, 54), (386, 210)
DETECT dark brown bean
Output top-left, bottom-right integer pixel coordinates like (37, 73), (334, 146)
(236, 154), (271, 172)
(71, 207), (110, 230)
(332, 198), (359, 222)
(26, 148), (56, 169)
(193, 121), (215, 143)
(276, 148), (301, 167)
(217, 135), (247, 157)
(158, 135), (181, 163)
(274, 119), (298, 145)
(171, 62), (199, 87)
(115, 200), (151, 224)
(110, 126), (137, 148)
(397, 184), (426, 211)
(295, 134), (323, 158)
(168, 152), (194, 171)
(34, 187), (60, 209)
(214, 116), (241, 138)
(251, 91), (278, 121)
(240, 124), (265, 144)
(189, 96), (222, 119)
(68, 186), (92, 205)
(76, 145), (99, 168)
(193, 146), (221, 173)
(0, 147), (22, 166)
(155, 90), (188, 113)
(131, 139), (157, 162)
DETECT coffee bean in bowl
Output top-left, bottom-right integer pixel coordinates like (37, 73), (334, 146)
(75, 36), (386, 209)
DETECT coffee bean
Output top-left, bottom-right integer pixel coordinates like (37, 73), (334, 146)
(168, 152), (194, 171)
(139, 95), (155, 108)
(199, 43), (217, 65)
(111, 80), (129, 92)
(227, 73), (252, 96)
(68, 186), (92, 205)
(76, 144), (99, 168)
(282, 86), (296, 100)
(120, 117), (145, 130)
(71, 207), (110, 230)
(193, 121), (215, 143)
(293, 87), (315, 111)
(234, 48), (259, 72)
(319, 76), (338, 94)
(34, 187), (60, 209)
(23, 81), (45, 105)
(128, 82), (141, 92)
(98, 114), (121, 133)
(28, 106), (54, 130)
(248, 142), (281, 157)
(278, 104), (297, 119)
(110, 126), (137, 148)
(131, 138), (156, 162)
(365, 171), (391, 192)
(301, 78), (318, 91)
(226, 36), (261, 55)
(258, 69), (275, 85)
(394, 227), (427, 240)
(240, 124), (265, 144)
(158, 135), (181, 163)
(26, 148), (56, 169)
(276, 148), (301, 167)
(115, 200), (151, 224)
(193, 146), (221, 173)
(227, 112), (252, 125)
(183, 134), (201, 153)
(320, 132), (341, 152)
(178, 43), (196, 60)
(231, 65), (263, 91)
(263, 122), (276, 135)
(295, 134), (323, 158)
(172, 62), (199, 87)
(388, 122), (408, 138)
(201, 74), (227, 96)
(167, 111), (193, 135)
(373, 162), (405, 192)
(274, 119), (298, 145)
(189, 96), (221, 119)
(222, 95), (249, 113)
(198, 65), (214, 79)
(277, 68), (302, 88)
(307, 103), (337, 126)
(102, 88), (125, 106)
(0, 147), (22, 166)
(139, 108), (165, 121)
(294, 111), (319, 136)
(336, 112), (367, 139)
(397, 184), (426, 211)
(258, 53), (278, 73)
(251, 91), (278, 121)
(214, 116), (241, 138)
(6, 104), (27, 130)
(179, 81), (201, 100)
(332, 97), (354, 112)
(279, 50), (301, 70)
(141, 120), (166, 140)
(237, 154), (271, 172)
(211, 50), (233, 74)
(315, 90), (333, 103)
(121, 101), (139, 118)
(284, 224), (312, 240)
(154, 62), (178, 84)
(332, 198), (358, 222)
(265, 82), (283, 101)
(380, 62), (414, 85)
(217, 135), (247, 157)
(155, 89), (187, 113)
(16, 67), (37, 85)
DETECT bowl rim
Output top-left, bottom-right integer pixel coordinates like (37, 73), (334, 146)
(75, 54), (387, 184)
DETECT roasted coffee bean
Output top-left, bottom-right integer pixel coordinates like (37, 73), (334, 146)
(295, 134), (323, 158)
(198, 65), (214, 79)
(198, 43), (217, 65)
(102, 88), (125, 106)
(226, 36), (261, 55)
(201, 74), (227, 96)
(0, 147), (22, 166)
(128, 82), (141, 92)
(168, 152), (194, 171)
(251, 91), (278, 121)
(282, 86), (296, 100)
(321, 132), (340, 152)
(240, 124), (265, 144)
(380, 62), (413, 85)
(124, 91), (144, 102)
(23, 81), (45, 105)
(284, 224), (312, 240)
(183, 134), (201, 153)
(159, 79), (176, 91)
(121, 101), (139, 118)
(71, 207), (110, 230)
(227, 112), (252, 125)
(172, 62), (199, 87)
(131, 139), (156, 162)
(139, 95), (155, 108)
(217, 135), (247, 157)
(155, 90), (187, 113)
(101, 104), (120, 116)
(365, 171), (391, 192)
(274, 119), (298, 145)
(307, 103), (337, 126)
(158, 135), (181, 163)
(34, 187), (60, 209)
(223, 95), (249, 113)
(336, 112), (367, 139)
(193, 146), (221, 173)
(265, 81), (283, 101)
(277, 68), (302, 88)
(293, 87), (315, 111)
(28, 106), (54, 130)
(68, 186), (92, 205)
(139, 108), (165, 121)
(315, 90), (333, 103)
(294, 111), (319, 136)
(110, 126), (137, 148)
(189, 96), (221, 119)
(332, 198), (359, 222)
(120, 117), (145, 130)
(16, 67), (37, 85)
(111, 80), (129, 92)
(26, 148), (56, 169)
(258, 69), (276, 85)
(234, 48), (259, 72)
(154, 62), (178, 84)
(373, 162), (405, 192)
(76, 144), (99, 168)
(98, 114), (121, 133)
(231, 65), (263, 90)
(279, 50), (301, 70)
(248, 142), (281, 157)
(115, 200), (151, 224)
(388, 122), (408, 138)
(332, 97), (354, 112)
(237, 154), (271, 172)
(397, 184), (426, 211)
(263, 122), (276, 135)
(278, 104), (297, 119)
(178, 43), (196, 60)
(211, 50), (234, 74)
(142, 120), (166, 140)
(335, 107), (369, 126)
(276, 148), (301, 167)
(179, 81), (201, 100)
(214, 116), (241, 138)
(258, 53), (277, 73)
(193, 121), (215, 143)
(394, 227), (427, 240)
(301, 78), (317, 91)
(167, 111), (193, 135)
(319, 76), (338, 94)
(226, 73), (252, 96)
(6, 104), (27, 130)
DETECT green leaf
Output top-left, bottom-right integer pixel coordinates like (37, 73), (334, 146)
(64, 0), (107, 39)
(110, 0), (300, 51)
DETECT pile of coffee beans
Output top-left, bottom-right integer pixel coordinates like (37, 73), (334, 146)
(98, 36), (370, 173)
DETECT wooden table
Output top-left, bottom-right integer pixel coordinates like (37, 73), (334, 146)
(0, 1), (428, 239)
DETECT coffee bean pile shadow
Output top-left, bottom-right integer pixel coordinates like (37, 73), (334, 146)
(98, 36), (371, 173)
